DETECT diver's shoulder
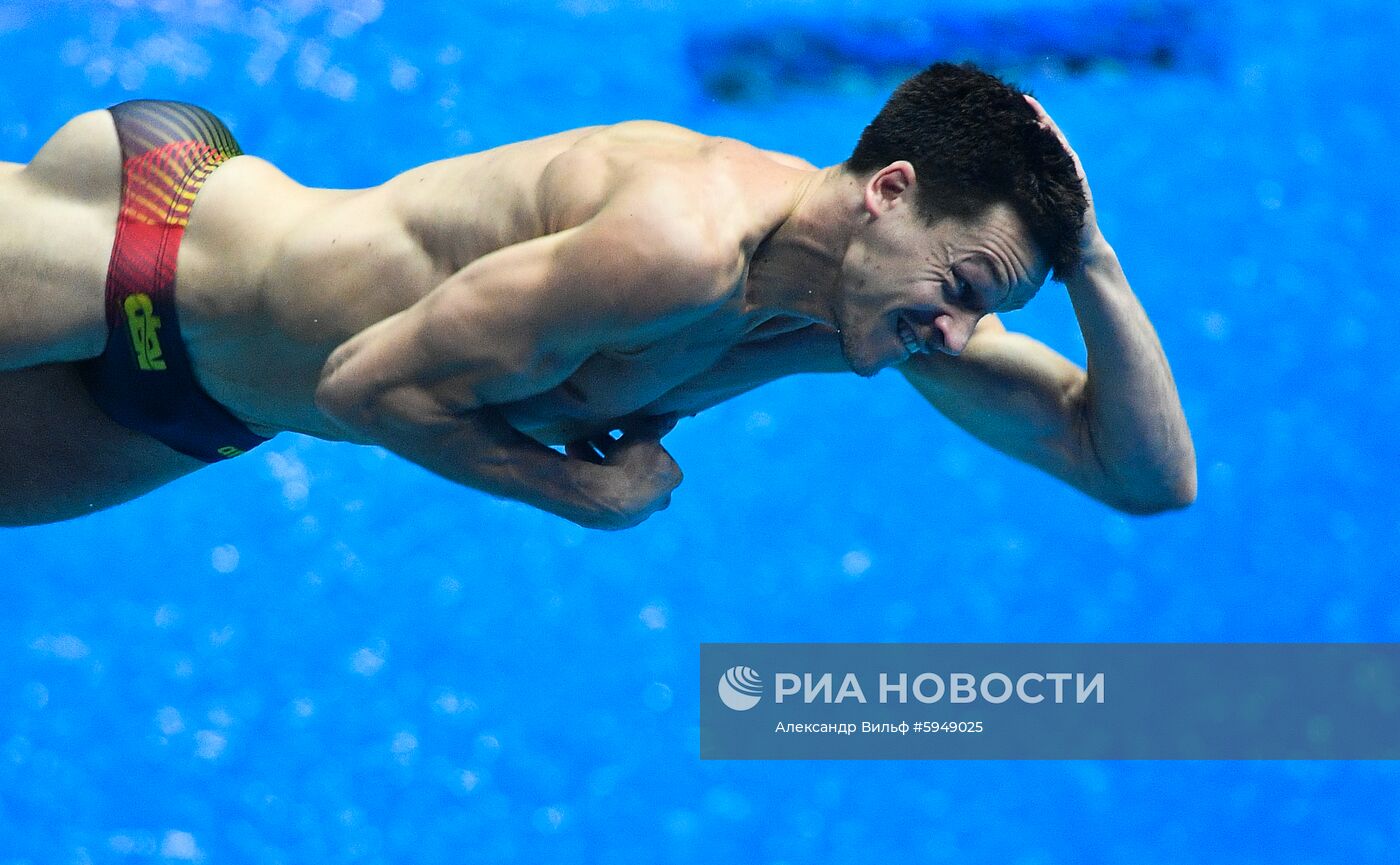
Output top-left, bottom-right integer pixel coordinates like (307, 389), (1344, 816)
(541, 120), (795, 264)
(590, 118), (707, 140)
(567, 119), (751, 162)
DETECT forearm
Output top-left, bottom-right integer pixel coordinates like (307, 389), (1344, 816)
(316, 377), (613, 524)
(380, 407), (602, 519)
(1065, 240), (1195, 512)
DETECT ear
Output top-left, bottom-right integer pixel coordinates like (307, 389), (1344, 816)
(862, 160), (916, 217)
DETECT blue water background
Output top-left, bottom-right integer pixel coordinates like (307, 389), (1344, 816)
(2, 0), (1398, 862)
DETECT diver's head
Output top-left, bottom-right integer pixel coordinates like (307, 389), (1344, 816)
(845, 61), (1086, 280)
(830, 62), (1083, 376)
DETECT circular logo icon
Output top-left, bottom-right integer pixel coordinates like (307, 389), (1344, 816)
(717, 665), (763, 711)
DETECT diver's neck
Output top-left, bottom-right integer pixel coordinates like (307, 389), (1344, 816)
(743, 166), (860, 326)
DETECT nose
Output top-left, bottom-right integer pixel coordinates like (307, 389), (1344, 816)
(933, 310), (979, 356)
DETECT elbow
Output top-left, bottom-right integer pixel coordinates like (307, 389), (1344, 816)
(1070, 391), (1198, 516)
(1106, 462), (1197, 515)
(314, 350), (381, 436)
(315, 349), (462, 443)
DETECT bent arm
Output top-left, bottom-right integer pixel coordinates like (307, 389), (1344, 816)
(313, 227), (603, 523)
(900, 242), (1196, 514)
(313, 215), (721, 528)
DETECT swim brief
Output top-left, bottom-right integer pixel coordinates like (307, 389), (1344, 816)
(79, 99), (270, 462)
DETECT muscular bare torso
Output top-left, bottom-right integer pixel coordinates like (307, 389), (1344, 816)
(233, 120), (838, 444)
(0, 112), (840, 521)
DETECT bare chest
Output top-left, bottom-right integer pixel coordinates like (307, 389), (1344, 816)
(497, 313), (824, 444)
(498, 318), (738, 438)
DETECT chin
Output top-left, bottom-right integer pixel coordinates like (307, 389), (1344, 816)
(840, 337), (886, 378)
(851, 359), (884, 378)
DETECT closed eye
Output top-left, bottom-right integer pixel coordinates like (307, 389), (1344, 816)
(954, 277), (984, 313)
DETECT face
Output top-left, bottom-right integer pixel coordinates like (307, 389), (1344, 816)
(836, 163), (1050, 377)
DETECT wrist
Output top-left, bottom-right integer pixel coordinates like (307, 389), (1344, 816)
(1079, 230), (1113, 266)
(1063, 235), (1117, 285)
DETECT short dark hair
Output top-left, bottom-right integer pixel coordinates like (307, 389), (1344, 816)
(847, 62), (1087, 279)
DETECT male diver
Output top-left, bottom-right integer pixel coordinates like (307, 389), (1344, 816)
(0, 63), (1194, 528)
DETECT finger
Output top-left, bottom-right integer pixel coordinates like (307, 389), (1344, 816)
(1023, 94), (1070, 143)
(1025, 95), (1058, 135)
(655, 450), (683, 489)
(1023, 96), (1087, 179)
(1023, 94), (1051, 124)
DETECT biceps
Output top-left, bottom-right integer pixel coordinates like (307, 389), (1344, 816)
(413, 253), (580, 408)
(317, 211), (724, 431)
(317, 236), (587, 430)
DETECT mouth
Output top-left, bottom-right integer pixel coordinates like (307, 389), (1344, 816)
(896, 316), (926, 356)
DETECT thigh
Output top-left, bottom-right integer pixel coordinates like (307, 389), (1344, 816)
(0, 362), (203, 526)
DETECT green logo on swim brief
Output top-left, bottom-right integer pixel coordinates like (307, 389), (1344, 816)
(123, 293), (167, 371)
